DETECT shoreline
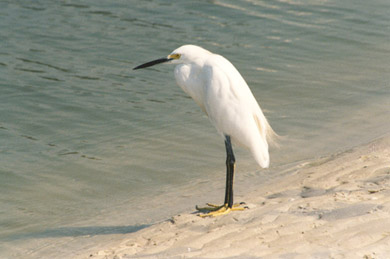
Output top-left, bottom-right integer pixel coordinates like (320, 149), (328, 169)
(83, 135), (390, 258)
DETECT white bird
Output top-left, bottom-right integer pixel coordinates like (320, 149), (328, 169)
(134, 45), (276, 217)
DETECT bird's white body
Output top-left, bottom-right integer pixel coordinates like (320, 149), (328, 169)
(171, 45), (274, 168)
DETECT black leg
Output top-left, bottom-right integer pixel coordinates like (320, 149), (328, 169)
(195, 135), (245, 217)
(224, 135), (235, 208)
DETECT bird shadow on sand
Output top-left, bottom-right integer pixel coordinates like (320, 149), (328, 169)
(6, 224), (150, 241)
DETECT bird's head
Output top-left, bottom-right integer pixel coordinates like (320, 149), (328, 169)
(133, 45), (211, 70)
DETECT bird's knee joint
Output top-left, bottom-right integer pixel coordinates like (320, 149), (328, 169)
(226, 157), (235, 167)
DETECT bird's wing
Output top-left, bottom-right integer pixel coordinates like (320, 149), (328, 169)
(202, 54), (274, 168)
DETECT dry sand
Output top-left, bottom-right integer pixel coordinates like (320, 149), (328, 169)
(84, 135), (390, 258)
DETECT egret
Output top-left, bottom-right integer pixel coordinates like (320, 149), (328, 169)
(134, 45), (276, 217)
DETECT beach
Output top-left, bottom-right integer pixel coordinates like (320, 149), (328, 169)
(83, 135), (390, 258)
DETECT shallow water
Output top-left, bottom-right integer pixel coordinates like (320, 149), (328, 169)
(0, 0), (389, 257)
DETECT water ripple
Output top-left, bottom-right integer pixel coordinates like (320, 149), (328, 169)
(16, 58), (71, 73)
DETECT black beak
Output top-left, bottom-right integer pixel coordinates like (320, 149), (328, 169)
(133, 57), (173, 70)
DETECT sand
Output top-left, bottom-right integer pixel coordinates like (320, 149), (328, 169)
(83, 135), (390, 258)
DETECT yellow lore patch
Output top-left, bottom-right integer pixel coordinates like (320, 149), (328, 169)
(168, 53), (181, 60)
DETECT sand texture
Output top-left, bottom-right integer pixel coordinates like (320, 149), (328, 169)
(85, 136), (390, 258)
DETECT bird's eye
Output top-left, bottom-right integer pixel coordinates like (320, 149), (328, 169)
(169, 53), (181, 60)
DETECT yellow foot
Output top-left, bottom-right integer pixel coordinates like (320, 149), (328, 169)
(196, 202), (247, 217)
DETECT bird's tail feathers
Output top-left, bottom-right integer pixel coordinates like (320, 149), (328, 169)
(253, 113), (280, 149)
(265, 120), (280, 149)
